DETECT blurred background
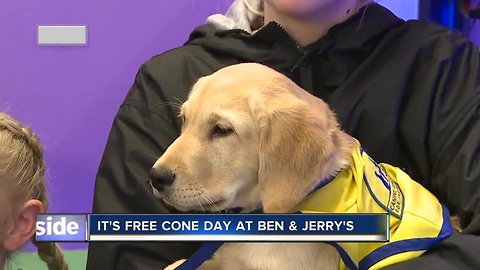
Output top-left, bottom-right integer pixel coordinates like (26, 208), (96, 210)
(1, 0), (480, 269)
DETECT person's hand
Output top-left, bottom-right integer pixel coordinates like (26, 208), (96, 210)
(164, 259), (186, 270)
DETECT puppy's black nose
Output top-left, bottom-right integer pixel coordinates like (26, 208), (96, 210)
(150, 166), (175, 188)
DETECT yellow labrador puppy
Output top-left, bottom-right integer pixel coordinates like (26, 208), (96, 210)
(151, 63), (460, 270)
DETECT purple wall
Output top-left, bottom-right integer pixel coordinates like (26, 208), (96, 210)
(0, 0), (423, 215)
(381, 0), (418, 20)
(0, 0), (231, 250)
(469, 22), (480, 46)
(0, 0), (423, 251)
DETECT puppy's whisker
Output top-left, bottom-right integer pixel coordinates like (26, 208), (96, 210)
(200, 191), (217, 211)
(215, 201), (228, 214)
(173, 97), (184, 108)
(197, 183), (222, 213)
(193, 183), (214, 208)
(192, 190), (205, 213)
(152, 101), (183, 111)
(195, 183), (218, 211)
(197, 192), (215, 212)
(201, 194), (214, 209)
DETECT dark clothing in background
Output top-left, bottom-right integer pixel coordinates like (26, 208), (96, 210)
(87, 4), (480, 270)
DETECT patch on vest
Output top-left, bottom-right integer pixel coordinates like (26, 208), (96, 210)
(362, 152), (405, 219)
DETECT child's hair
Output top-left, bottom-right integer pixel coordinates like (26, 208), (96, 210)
(0, 112), (68, 270)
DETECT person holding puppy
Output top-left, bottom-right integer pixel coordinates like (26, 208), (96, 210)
(0, 112), (68, 270)
(87, 0), (480, 269)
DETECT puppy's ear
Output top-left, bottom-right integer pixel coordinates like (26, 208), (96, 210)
(249, 85), (338, 213)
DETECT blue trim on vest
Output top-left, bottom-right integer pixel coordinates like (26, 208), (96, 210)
(358, 204), (452, 270)
(326, 242), (359, 270)
(177, 173), (338, 269)
(177, 208), (264, 269)
(362, 172), (403, 219)
(307, 173), (338, 196)
(176, 242), (224, 270)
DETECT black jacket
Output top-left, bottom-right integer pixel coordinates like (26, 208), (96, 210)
(87, 4), (480, 270)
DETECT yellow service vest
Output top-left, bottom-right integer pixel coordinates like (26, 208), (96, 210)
(293, 145), (451, 270)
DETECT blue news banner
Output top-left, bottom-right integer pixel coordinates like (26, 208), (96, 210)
(36, 214), (389, 242)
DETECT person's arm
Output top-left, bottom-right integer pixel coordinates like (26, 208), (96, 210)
(423, 37), (480, 233)
(86, 62), (201, 270)
(383, 35), (480, 269)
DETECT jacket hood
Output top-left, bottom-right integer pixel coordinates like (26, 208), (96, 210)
(186, 3), (404, 75)
(205, 0), (263, 33)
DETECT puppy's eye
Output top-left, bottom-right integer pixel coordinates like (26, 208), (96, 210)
(211, 125), (234, 138)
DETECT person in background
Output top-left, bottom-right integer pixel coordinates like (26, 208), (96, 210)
(87, 0), (480, 269)
(0, 112), (68, 270)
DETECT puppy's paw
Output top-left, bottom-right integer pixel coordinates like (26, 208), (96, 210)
(164, 259), (186, 270)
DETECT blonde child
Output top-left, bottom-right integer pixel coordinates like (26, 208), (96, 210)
(0, 112), (68, 270)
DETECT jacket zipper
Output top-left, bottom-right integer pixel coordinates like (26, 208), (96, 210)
(271, 22), (317, 92)
(273, 22), (334, 93)
(222, 22), (332, 93)
(272, 21), (305, 54)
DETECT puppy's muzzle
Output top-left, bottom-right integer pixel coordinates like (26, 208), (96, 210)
(150, 166), (175, 190)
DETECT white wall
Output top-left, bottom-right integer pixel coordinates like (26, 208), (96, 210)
(377, 0), (419, 20)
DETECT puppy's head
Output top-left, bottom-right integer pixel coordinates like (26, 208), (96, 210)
(150, 63), (346, 213)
